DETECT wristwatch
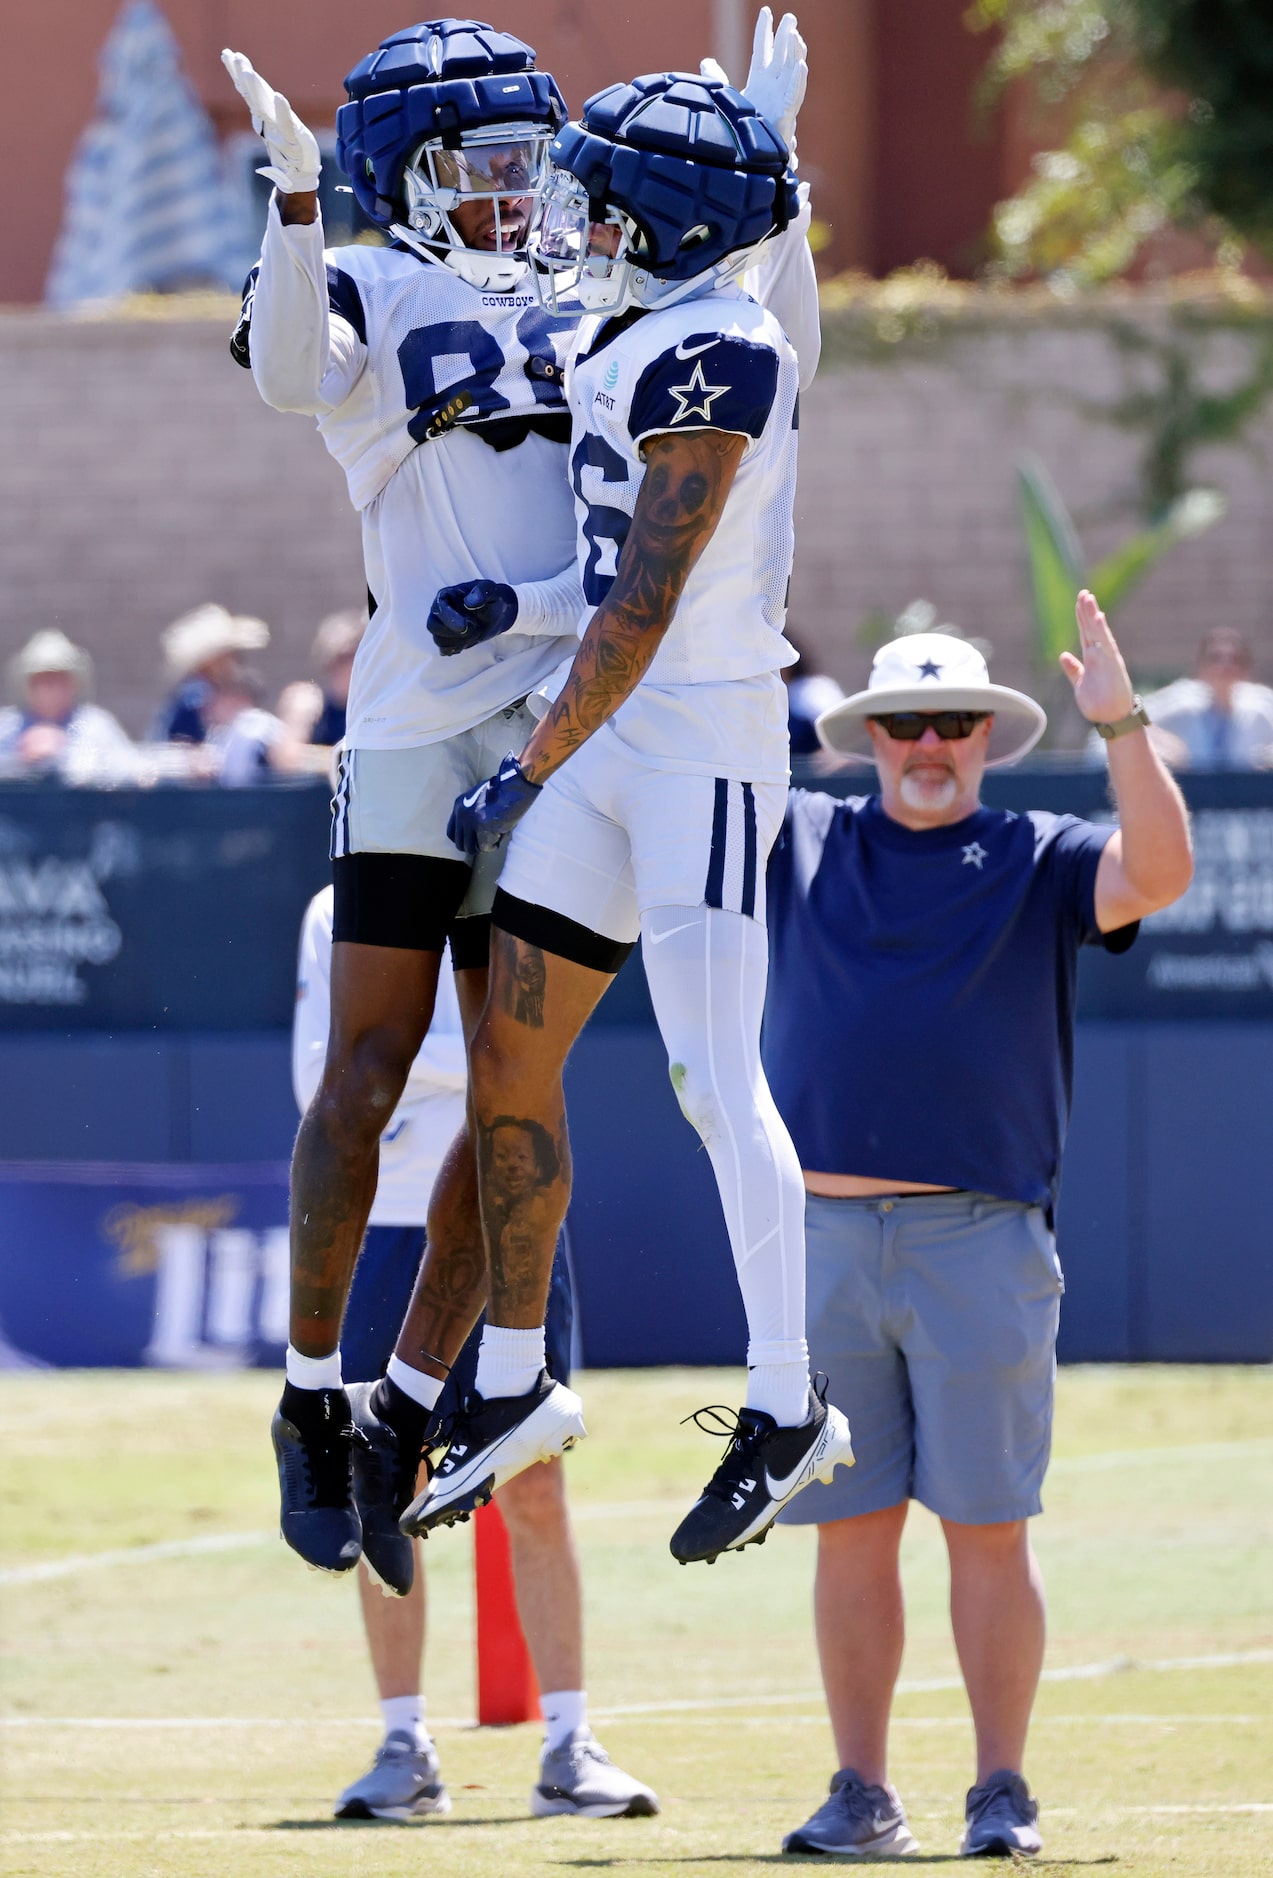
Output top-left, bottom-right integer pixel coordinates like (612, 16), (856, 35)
(1094, 696), (1151, 741)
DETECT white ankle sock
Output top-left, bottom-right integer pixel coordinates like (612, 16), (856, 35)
(385, 1355), (444, 1413)
(745, 1340), (811, 1427)
(286, 1345), (342, 1391)
(380, 1693), (430, 1751)
(541, 1689), (587, 1752)
(473, 1324), (545, 1400)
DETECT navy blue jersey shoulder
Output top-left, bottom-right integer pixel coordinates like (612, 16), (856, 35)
(763, 791), (1137, 1210)
(628, 333), (779, 442)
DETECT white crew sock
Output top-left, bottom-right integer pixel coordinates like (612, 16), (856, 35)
(745, 1339), (812, 1427)
(541, 1689), (587, 1753)
(285, 1345), (342, 1390)
(385, 1355), (444, 1413)
(380, 1693), (430, 1751)
(473, 1324), (545, 1401)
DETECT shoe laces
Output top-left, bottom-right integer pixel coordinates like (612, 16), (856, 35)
(682, 1404), (768, 1504)
(293, 1417), (362, 1508)
(831, 1772), (893, 1824)
(967, 1771), (1034, 1824)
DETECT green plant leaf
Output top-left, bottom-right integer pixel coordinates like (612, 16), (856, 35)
(1017, 458), (1084, 664)
(1088, 486), (1226, 612)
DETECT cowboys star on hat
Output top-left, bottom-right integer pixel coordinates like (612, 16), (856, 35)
(816, 632), (1047, 768)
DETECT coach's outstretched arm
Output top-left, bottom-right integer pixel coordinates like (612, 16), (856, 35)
(522, 428), (746, 780)
(1062, 590), (1194, 929)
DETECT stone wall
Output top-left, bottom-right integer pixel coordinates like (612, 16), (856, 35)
(1, 300), (1270, 737)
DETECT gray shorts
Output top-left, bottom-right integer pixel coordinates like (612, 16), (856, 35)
(332, 700), (536, 917)
(781, 1191), (1064, 1529)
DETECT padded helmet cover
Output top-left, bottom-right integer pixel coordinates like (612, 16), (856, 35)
(553, 73), (798, 282)
(336, 18), (566, 228)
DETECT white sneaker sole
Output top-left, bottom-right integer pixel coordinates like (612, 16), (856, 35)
(784, 1817), (921, 1857)
(402, 1383), (587, 1532)
(335, 1790), (453, 1822)
(530, 1788), (652, 1819)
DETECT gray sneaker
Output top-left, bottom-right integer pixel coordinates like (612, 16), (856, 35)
(782, 1768), (920, 1857)
(531, 1728), (659, 1818)
(334, 1731), (451, 1821)
(961, 1770), (1041, 1857)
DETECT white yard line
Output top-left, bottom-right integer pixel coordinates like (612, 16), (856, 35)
(0, 1531), (274, 1585)
(3, 1647), (1270, 1732)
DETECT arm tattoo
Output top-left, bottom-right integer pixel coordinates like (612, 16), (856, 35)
(498, 938), (546, 1028)
(520, 428), (746, 783)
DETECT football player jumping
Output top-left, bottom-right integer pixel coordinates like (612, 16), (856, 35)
(221, 18), (821, 1580)
(406, 50), (854, 1565)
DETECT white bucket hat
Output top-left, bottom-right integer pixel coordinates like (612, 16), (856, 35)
(160, 604), (270, 684)
(816, 632), (1047, 769)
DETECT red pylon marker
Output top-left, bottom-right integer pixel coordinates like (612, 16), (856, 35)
(474, 1497), (540, 1725)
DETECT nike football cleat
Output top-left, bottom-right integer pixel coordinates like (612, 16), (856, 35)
(670, 1382), (853, 1565)
(272, 1382), (362, 1574)
(531, 1728), (660, 1819)
(347, 1380), (426, 1598)
(399, 1370), (586, 1536)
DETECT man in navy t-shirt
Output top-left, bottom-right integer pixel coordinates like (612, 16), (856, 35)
(768, 594), (1193, 1861)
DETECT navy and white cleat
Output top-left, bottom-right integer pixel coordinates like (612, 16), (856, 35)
(272, 1382), (362, 1574)
(399, 1370), (586, 1536)
(347, 1380), (424, 1598)
(670, 1382), (853, 1565)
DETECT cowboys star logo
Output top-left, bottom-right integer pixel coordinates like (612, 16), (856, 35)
(962, 842), (988, 869)
(667, 358), (730, 424)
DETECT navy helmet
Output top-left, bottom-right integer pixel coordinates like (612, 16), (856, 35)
(335, 19), (566, 288)
(530, 72), (798, 313)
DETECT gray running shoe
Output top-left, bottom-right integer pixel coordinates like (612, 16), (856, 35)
(961, 1770), (1041, 1857)
(530, 1728), (659, 1819)
(334, 1731), (451, 1821)
(782, 1768), (920, 1857)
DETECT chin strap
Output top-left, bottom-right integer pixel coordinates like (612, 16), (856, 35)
(389, 223), (527, 292)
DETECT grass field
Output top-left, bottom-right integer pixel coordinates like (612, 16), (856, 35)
(1, 1365), (1270, 1877)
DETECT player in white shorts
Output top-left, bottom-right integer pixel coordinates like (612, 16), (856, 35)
(405, 47), (854, 1565)
(221, 16), (823, 1576)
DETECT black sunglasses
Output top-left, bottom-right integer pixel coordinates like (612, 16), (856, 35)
(869, 711), (990, 742)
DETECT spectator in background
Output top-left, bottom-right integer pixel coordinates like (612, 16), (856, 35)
(152, 603), (270, 744)
(274, 608), (366, 775)
(1139, 628), (1273, 769)
(205, 668), (286, 786)
(0, 631), (135, 785)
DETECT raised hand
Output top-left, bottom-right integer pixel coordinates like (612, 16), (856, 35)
(221, 49), (321, 195)
(1059, 589), (1137, 725)
(701, 8), (807, 155)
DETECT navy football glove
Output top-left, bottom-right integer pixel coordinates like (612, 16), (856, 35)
(447, 753), (542, 856)
(427, 580), (519, 657)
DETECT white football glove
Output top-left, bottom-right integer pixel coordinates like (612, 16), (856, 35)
(700, 7), (807, 158)
(221, 48), (321, 195)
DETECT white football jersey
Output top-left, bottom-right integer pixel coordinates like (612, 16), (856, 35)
(293, 888), (466, 1226)
(241, 207), (586, 749)
(565, 288), (800, 690)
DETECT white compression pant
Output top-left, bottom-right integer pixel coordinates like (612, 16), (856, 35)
(640, 904), (809, 1384)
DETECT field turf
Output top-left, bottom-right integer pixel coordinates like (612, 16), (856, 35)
(1, 1364), (1270, 1876)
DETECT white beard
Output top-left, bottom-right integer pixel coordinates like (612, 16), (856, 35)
(899, 767), (960, 813)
